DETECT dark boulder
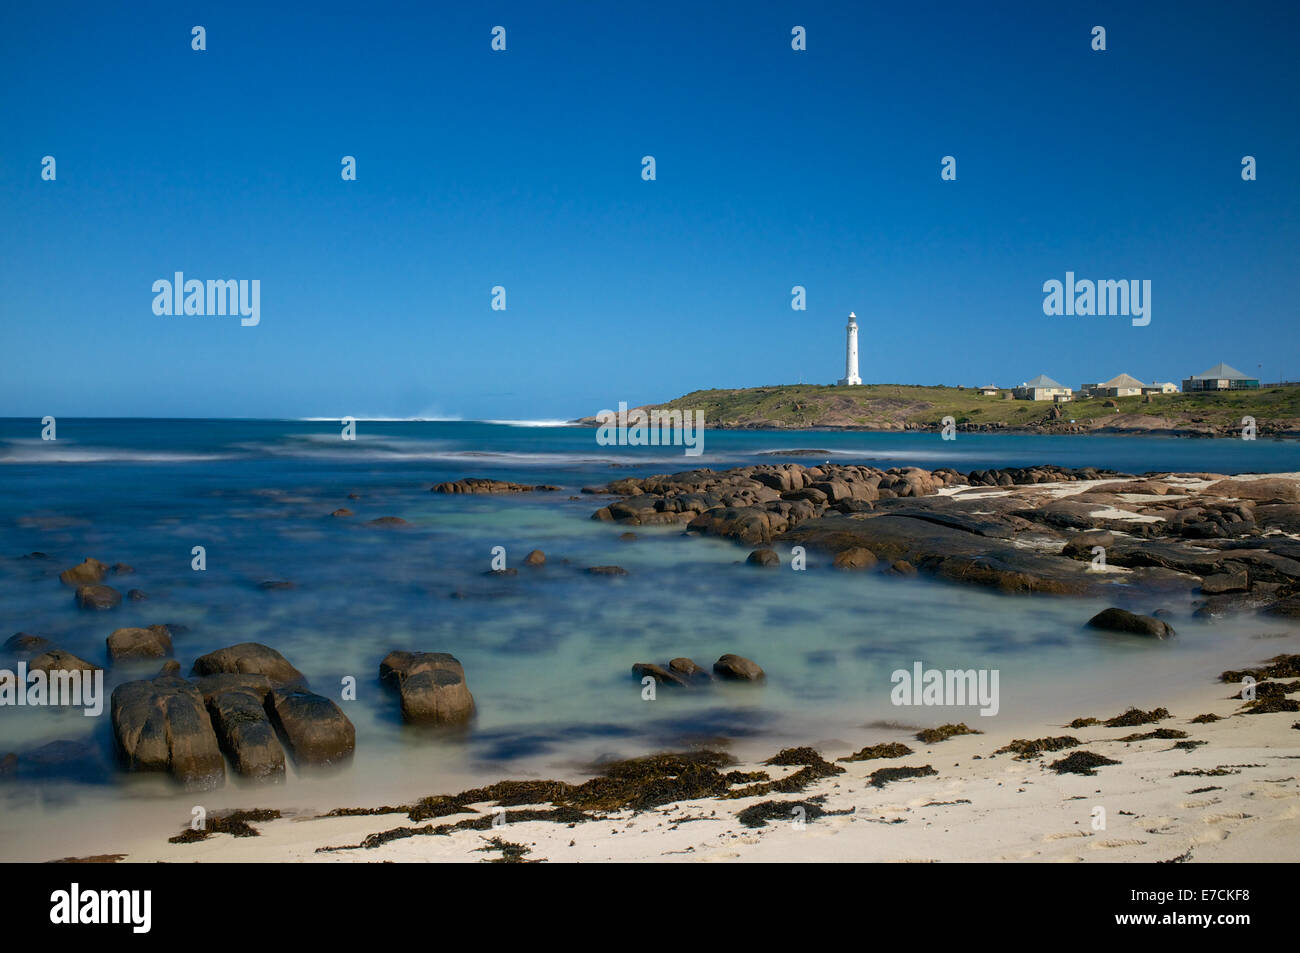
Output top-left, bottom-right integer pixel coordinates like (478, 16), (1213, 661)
(75, 585), (121, 610)
(713, 654), (765, 681)
(747, 548), (780, 567)
(632, 662), (688, 687)
(29, 649), (99, 675)
(3, 633), (55, 661)
(1086, 608), (1176, 640)
(191, 643), (307, 690)
(265, 688), (355, 766)
(378, 651), (475, 725)
(668, 657), (712, 683)
(110, 676), (226, 788)
(59, 557), (108, 587)
(206, 687), (286, 781)
(106, 625), (174, 661)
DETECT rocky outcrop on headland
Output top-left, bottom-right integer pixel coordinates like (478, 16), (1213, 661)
(587, 463), (1300, 611)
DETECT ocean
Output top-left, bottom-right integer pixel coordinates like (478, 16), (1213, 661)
(2, 418), (1299, 858)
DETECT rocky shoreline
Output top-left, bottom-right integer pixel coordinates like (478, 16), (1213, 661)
(6, 463), (1300, 862)
(584, 463), (1300, 615)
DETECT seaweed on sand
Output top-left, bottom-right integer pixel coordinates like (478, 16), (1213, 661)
(1068, 717), (1100, 728)
(839, 742), (913, 763)
(1189, 713), (1221, 724)
(475, 836), (539, 863)
(736, 797), (852, 829)
(994, 736), (1080, 759)
(1248, 680), (1300, 698)
(1173, 766), (1245, 777)
(318, 749), (796, 851)
(915, 723), (982, 744)
(1240, 696), (1300, 714)
(334, 805), (596, 852)
(1103, 707), (1170, 728)
(1116, 728), (1188, 742)
(169, 809), (281, 844)
(1220, 654), (1300, 683)
(868, 764), (937, 788)
(1048, 751), (1120, 776)
(727, 747), (845, 799)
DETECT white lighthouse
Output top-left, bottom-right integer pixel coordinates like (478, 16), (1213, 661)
(837, 311), (861, 386)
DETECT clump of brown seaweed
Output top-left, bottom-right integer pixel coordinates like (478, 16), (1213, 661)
(916, 723), (982, 744)
(1048, 751), (1120, 776)
(169, 809), (281, 844)
(839, 742), (914, 763)
(994, 736), (1080, 759)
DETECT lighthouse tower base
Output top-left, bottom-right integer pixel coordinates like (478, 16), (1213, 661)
(837, 374), (862, 386)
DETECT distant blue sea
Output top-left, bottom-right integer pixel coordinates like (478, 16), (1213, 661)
(2, 418), (1299, 856)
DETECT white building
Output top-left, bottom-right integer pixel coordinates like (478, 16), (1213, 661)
(1093, 373), (1146, 398)
(1142, 381), (1179, 395)
(837, 312), (861, 386)
(1013, 374), (1072, 401)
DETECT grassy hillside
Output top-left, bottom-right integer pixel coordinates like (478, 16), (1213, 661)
(628, 384), (1300, 434)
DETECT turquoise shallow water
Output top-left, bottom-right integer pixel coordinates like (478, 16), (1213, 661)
(2, 419), (1299, 857)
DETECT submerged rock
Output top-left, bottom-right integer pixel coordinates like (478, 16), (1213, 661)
(713, 654), (765, 682)
(432, 478), (560, 494)
(106, 625), (174, 661)
(632, 662), (689, 687)
(3, 632), (55, 660)
(524, 549), (546, 566)
(585, 565), (628, 576)
(1086, 607), (1176, 639)
(29, 649), (99, 674)
(75, 585), (121, 610)
(746, 548), (780, 567)
(59, 557), (109, 587)
(669, 657), (713, 683)
(379, 651), (475, 725)
(110, 676), (225, 789)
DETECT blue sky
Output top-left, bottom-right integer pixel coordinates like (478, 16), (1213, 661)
(2, 0), (1297, 419)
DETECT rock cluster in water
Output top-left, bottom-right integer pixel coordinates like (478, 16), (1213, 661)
(586, 463), (1300, 614)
